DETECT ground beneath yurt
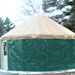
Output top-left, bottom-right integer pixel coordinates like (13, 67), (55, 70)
(0, 69), (75, 75)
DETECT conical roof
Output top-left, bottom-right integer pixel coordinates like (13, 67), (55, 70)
(1, 16), (75, 40)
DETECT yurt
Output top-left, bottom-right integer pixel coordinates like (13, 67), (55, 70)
(0, 16), (75, 74)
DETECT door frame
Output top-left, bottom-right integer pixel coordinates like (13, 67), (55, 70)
(1, 40), (8, 70)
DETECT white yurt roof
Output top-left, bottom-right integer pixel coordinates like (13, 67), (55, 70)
(1, 16), (75, 40)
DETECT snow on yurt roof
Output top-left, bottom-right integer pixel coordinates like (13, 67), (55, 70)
(1, 16), (75, 40)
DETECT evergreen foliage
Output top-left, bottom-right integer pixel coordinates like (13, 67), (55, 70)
(42, 0), (75, 32)
(4, 17), (15, 33)
(0, 17), (4, 36)
(0, 17), (15, 37)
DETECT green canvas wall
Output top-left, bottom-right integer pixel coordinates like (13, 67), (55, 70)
(7, 39), (75, 71)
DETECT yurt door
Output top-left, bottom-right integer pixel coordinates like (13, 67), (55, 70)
(2, 40), (8, 70)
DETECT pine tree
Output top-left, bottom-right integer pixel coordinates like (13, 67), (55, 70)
(42, 0), (62, 23)
(0, 17), (15, 37)
(63, 0), (75, 32)
(0, 17), (4, 36)
(4, 17), (15, 33)
(42, 0), (57, 13)
(42, 0), (75, 32)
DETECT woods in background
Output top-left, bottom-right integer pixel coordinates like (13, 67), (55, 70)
(42, 0), (75, 32)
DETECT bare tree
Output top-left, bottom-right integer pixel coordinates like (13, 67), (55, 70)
(19, 0), (44, 16)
